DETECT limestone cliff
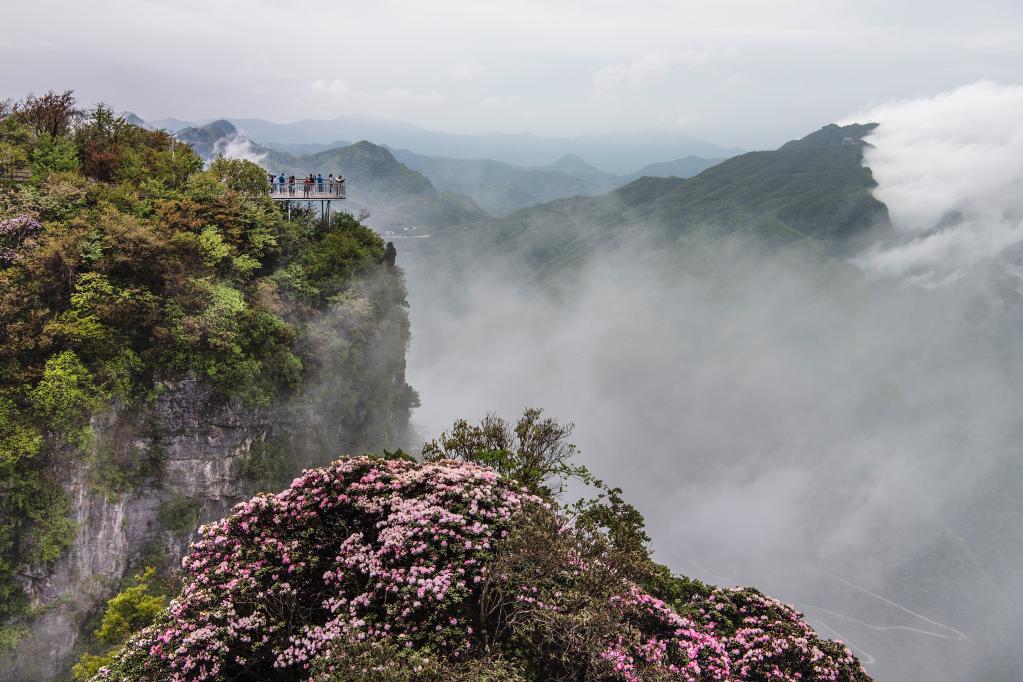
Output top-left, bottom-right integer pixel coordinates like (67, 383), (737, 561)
(2, 270), (415, 681)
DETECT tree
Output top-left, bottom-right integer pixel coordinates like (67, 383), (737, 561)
(76, 103), (127, 181)
(421, 408), (578, 496)
(208, 156), (269, 196)
(30, 133), (80, 180)
(71, 568), (167, 681)
(15, 90), (79, 139)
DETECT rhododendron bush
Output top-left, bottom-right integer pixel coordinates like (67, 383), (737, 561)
(93, 455), (870, 681)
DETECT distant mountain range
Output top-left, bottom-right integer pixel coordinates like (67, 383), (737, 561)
(415, 122), (890, 279)
(142, 113), (740, 174)
(166, 117), (725, 220)
(264, 141), (489, 232)
(174, 120), (247, 159)
(168, 116), (885, 272)
(387, 149), (723, 216)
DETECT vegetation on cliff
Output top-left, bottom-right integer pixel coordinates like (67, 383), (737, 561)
(91, 410), (871, 681)
(0, 91), (404, 642)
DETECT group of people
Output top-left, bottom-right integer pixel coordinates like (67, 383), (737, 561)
(268, 172), (345, 197)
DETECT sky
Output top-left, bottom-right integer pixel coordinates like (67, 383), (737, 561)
(2, 0), (1021, 149)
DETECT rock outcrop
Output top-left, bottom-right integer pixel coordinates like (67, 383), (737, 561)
(2, 272), (414, 680)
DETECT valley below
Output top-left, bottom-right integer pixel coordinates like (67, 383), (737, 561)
(2, 84), (1022, 682)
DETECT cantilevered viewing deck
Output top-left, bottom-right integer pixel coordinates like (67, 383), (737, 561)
(269, 180), (346, 201)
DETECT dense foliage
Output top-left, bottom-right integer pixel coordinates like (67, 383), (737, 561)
(72, 567), (170, 680)
(0, 91), (391, 641)
(93, 412), (871, 681)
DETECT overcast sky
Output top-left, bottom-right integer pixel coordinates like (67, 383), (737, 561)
(2, 0), (1021, 148)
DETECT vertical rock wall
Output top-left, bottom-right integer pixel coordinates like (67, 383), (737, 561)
(2, 270), (415, 680)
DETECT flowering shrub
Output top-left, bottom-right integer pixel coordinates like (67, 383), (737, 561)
(0, 214), (41, 264)
(689, 588), (865, 682)
(96, 457), (539, 680)
(94, 456), (870, 681)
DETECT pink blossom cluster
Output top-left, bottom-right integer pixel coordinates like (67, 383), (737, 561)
(0, 214), (41, 264)
(602, 586), (732, 681)
(94, 456), (868, 681)
(691, 587), (864, 681)
(97, 457), (541, 680)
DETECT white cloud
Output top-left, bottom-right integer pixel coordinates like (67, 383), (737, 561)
(848, 81), (1023, 285)
(449, 63), (484, 81)
(312, 79), (349, 97)
(591, 52), (707, 95)
(213, 133), (267, 165)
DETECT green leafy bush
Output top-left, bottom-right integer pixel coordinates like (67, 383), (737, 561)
(71, 567), (167, 681)
(28, 351), (108, 438)
(30, 133), (80, 180)
(0, 89), (393, 635)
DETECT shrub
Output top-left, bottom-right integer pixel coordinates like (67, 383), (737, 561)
(28, 351), (107, 437)
(72, 567), (168, 681)
(30, 133), (81, 180)
(94, 456), (870, 682)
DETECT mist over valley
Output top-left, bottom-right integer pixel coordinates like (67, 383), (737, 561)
(2, 3), (1022, 680)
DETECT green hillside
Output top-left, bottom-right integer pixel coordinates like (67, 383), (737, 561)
(432, 123), (888, 275)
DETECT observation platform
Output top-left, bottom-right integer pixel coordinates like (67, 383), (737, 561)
(269, 180), (345, 201)
(269, 179), (346, 221)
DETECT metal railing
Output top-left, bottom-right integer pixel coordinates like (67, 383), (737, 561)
(268, 179), (346, 200)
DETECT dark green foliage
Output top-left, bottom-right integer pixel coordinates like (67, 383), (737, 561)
(30, 133), (80, 180)
(236, 439), (292, 492)
(299, 210), (386, 301)
(422, 408), (578, 496)
(157, 495), (201, 534)
(0, 90), (392, 634)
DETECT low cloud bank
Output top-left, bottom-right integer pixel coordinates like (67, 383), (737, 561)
(405, 235), (1022, 681)
(848, 81), (1023, 287)
(401, 82), (1023, 681)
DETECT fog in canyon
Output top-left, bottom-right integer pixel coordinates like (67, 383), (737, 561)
(402, 82), (1023, 682)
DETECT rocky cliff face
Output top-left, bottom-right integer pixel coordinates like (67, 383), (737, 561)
(2, 270), (414, 680)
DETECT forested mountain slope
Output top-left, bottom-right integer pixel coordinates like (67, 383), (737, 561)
(423, 123), (888, 277)
(0, 92), (416, 679)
